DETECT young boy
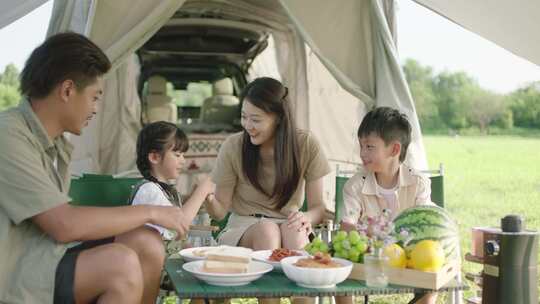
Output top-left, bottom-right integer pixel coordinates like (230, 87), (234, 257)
(341, 106), (433, 226)
(340, 106), (436, 304)
(0, 33), (190, 304)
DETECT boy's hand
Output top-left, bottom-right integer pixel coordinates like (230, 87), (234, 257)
(150, 206), (190, 240)
(340, 221), (356, 232)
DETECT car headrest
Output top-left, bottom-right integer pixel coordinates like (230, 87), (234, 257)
(213, 78), (233, 96)
(147, 75), (168, 96)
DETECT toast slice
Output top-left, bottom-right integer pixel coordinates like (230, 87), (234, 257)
(202, 260), (249, 273)
(206, 246), (252, 264)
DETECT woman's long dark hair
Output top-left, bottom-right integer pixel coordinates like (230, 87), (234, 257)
(136, 121), (189, 206)
(241, 77), (300, 210)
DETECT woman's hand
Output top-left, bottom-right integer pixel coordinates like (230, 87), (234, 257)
(287, 211), (312, 234)
(195, 176), (215, 196)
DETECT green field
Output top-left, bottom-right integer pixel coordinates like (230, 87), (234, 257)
(424, 135), (540, 303)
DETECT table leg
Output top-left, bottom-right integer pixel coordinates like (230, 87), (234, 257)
(407, 293), (426, 304)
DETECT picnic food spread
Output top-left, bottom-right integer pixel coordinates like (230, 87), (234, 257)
(268, 248), (302, 262)
(202, 246), (253, 273)
(294, 252), (342, 268)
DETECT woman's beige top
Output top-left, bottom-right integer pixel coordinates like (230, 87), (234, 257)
(211, 130), (331, 218)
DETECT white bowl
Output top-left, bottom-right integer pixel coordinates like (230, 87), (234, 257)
(280, 256), (353, 289)
(182, 260), (273, 286)
(251, 249), (308, 272)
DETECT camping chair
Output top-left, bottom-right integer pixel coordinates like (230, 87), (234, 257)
(69, 173), (142, 207)
(69, 173), (216, 303)
(421, 163), (444, 208)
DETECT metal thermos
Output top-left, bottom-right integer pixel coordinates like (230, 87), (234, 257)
(482, 215), (539, 304)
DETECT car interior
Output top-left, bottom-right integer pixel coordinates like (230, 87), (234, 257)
(137, 13), (269, 134)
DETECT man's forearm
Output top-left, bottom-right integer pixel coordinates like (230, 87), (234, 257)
(54, 204), (154, 242)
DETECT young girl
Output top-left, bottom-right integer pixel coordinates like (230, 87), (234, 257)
(131, 121), (214, 240)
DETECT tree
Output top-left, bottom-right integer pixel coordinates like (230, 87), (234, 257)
(432, 71), (479, 130)
(0, 64), (20, 88)
(402, 59), (442, 130)
(466, 89), (507, 133)
(508, 82), (540, 128)
(0, 64), (21, 111)
(0, 84), (20, 110)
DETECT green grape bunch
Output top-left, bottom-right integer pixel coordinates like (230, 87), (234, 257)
(304, 236), (329, 255)
(303, 231), (369, 263)
(331, 230), (368, 263)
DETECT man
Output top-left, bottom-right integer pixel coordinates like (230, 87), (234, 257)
(0, 32), (189, 304)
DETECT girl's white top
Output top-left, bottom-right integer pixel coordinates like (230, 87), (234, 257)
(131, 182), (177, 240)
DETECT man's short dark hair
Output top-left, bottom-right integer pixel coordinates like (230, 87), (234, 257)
(357, 106), (412, 162)
(20, 32), (111, 99)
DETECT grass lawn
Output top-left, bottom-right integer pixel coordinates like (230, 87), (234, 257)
(423, 135), (540, 303)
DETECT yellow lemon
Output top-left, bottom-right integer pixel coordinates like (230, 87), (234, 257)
(409, 240), (445, 272)
(383, 244), (407, 268)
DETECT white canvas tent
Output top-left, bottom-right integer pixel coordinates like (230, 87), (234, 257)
(43, 0), (427, 178)
(2, 0), (540, 180)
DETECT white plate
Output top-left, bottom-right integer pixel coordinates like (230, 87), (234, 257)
(182, 260), (273, 286)
(251, 250), (308, 272)
(179, 246), (253, 262)
(179, 247), (221, 262)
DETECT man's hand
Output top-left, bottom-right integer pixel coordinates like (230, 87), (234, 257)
(150, 206), (190, 240)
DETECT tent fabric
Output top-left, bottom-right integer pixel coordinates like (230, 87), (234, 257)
(46, 0), (91, 36)
(279, 0), (376, 106)
(0, 0), (47, 30)
(43, 0), (430, 173)
(370, 0), (427, 169)
(415, 0), (540, 67)
(279, 0), (427, 169)
(86, 0), (186, 70)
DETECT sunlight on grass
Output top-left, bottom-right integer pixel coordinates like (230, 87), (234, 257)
(424, 135), (540, 302)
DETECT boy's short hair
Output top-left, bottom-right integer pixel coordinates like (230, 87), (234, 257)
(20, 32), (111, 99)
(357, 106), (412, 162)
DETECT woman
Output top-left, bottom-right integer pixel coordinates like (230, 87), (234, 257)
(205, 77), (331, 251)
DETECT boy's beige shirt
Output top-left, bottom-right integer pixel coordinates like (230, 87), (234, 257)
(211, 130), (331, 217)
(342, 164), (434, 223)
(0, 100), (73, 303)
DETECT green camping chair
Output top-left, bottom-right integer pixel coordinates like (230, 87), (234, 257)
(421, 163), (445, 208)
(69, 174), (143, 207)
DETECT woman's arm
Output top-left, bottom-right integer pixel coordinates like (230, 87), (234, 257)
(287, 177), (326, 231)
(205, 184), (234, 221)
(303, 177), (327, 224)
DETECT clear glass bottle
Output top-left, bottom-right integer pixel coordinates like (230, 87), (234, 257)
(364, 247), (389, 287)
